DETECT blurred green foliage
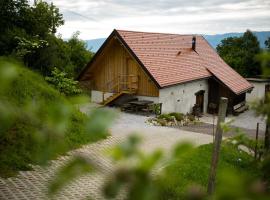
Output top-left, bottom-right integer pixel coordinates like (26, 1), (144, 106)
(0, 59), (113, 177)
(48, 155), (94, 195)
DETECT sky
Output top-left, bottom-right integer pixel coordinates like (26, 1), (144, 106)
(31, 0), (270, 39)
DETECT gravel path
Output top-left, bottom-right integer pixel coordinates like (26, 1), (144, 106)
(0, 106), (212, 200)
(200, 110), (266, 132)
(178, 123), (264, 139)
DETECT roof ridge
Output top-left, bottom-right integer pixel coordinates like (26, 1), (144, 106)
(115, 29), (203, 37)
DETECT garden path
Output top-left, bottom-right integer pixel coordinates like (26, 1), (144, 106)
(0, 106), (212, 200)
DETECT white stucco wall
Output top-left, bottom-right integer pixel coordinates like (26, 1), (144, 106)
(92, 79), (209, 114)
(159, 79), (209, 114)
(91, 90), (113, 103)
(246, 82), (268, 102)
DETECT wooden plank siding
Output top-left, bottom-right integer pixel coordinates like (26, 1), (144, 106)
(85, 37), (159, 97)
(208, 78), (246, 114)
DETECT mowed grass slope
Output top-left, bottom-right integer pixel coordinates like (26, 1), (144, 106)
(0, 62), (107, 177)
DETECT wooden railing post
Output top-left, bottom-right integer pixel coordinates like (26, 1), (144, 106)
(128, 75), (131, 92)
(255, 122), (259, 159)
(207, 97), (228, 195)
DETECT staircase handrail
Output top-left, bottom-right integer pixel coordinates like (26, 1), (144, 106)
(101, 74), (138, 102)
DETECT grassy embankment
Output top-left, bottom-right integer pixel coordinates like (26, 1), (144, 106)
(0, 62), (108, 177)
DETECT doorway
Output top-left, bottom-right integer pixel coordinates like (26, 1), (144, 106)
(125, 58), (138, 91)
(195, 90), (205, 113)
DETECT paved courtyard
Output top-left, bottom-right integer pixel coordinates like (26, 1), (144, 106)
(0, 107), (212, 200)
(200, 110), (266, 132)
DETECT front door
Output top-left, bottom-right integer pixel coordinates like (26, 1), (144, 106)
(195, 90), (205, 113)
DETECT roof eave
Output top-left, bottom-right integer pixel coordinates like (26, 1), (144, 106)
(234, 86), (254, 95)
(209, 72), (253, 95)
(159, 75), (211, 89)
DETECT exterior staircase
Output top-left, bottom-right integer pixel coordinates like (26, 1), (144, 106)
(102, 91), (134, 106)
(102, 75), (138, 106)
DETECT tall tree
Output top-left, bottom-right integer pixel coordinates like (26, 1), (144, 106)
(217, 30), (261, 77)
(0, 0), (92, 77)
(242, 30), (261, 77)
(67, 32), (93, 77)
(265, 37), (270, 51)
(216, 37), (245, 75)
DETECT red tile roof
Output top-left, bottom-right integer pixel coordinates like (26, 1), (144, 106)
(116, 30), (253, 94)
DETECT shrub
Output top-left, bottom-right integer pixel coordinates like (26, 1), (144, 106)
(158, 114), (175, 121)
(169, 112), (184, 121)
(45, 67), (82, 96)
(156, 118), (167, 126)
(187, 114), (195, 122)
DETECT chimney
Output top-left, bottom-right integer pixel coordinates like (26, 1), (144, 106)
(192, 36), (196, 51)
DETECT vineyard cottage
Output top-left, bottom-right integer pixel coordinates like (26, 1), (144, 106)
(78, 30), (253, 114)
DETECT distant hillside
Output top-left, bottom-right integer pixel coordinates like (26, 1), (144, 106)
(86, 38), (106, 52)
(86, 31), (270, 52)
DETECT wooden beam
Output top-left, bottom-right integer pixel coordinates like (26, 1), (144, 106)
(207, 97), (228, 194)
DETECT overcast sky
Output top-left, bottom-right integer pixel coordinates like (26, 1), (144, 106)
(33, 0), (270, 39)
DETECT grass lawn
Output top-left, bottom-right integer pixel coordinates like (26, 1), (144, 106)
(0, 62), (108, 177)
(160, 142), (260, 199)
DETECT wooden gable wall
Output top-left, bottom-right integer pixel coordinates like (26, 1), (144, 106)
(84, 37), (159, 97)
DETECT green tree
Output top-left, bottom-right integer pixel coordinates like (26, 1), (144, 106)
(0, 0), (92, 78)
(217, 37), (245, 75)
(67, 32), (93, 77)
(26, 33), (93, 77)
(265, 37), (270, 51)
(217, 30), (261, 77)
(27, 1), (64, 36)
(45, 67), (82, 96)
(242, 30), (261, 77)
(0, 0), (63, 52)
(0, 0), (29, 55)
(26, 34), (72, 75)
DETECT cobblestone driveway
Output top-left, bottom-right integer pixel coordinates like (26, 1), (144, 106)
(0, 108), (212, 200)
